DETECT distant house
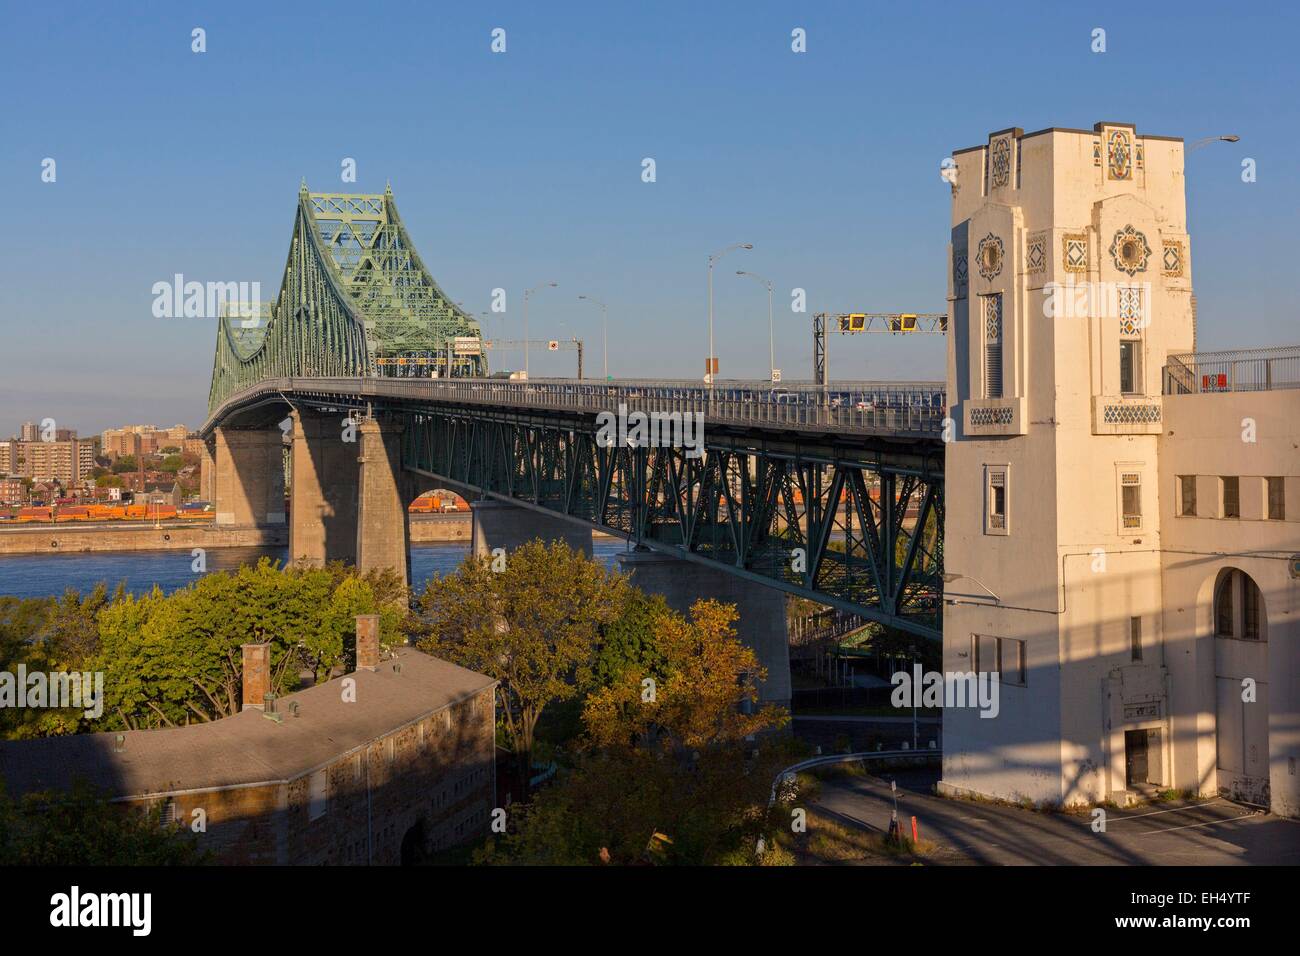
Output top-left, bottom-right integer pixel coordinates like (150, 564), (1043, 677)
(0, 625), (497, 865)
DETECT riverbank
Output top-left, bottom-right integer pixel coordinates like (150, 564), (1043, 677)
(0, 523), (287, 555)
(0, 513), (618, 555)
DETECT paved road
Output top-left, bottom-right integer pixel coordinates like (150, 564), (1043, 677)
(812, 767), (1300, 865)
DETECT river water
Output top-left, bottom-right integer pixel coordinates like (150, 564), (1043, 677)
(0, 539), (634, 599)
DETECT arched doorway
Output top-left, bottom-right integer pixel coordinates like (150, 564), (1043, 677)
(1211, 567), (1270, 807)
(400, 817), (428, 865)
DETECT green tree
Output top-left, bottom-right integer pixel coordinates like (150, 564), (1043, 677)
(590, 589), (669, 690)
(93, 559), (407, 730)
(0, 782), (208, 865)
(413, 539), (630, 792)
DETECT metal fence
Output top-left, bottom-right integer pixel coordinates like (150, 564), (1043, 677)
(1164, 346), (1300, 395)
(217, 375), (949, 437)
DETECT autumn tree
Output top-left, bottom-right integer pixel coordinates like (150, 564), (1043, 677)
(479, 598), (796, 865)
(582, 598), (788, 753)
(413, 539), (630, 792)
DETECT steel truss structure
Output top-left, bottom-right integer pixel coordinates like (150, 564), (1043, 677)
(208, 185), (485, 414)
(403, 407), (944, 638)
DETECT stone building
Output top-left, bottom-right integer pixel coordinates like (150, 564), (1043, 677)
(0, 625), (497, 864)
(940, 122), (1298, 817)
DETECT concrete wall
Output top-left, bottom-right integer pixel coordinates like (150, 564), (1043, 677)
(289, 409), (361, 567)
(618, 549), (792, 708)
(409, 513), (472, 543)
(1159, 390), (1300, 816)
(0, 523), (286, 555)
(213, 426), (285, 527)
(355, 418), (410, 582)
(470, 498), (592, 558)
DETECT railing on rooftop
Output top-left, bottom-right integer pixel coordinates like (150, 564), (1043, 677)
(1164, 346), (1300, 395)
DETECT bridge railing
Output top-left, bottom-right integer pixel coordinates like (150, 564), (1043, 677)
(287, 376), (948, 436)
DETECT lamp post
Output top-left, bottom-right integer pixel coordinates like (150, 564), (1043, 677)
(523, 282), (557, 378)
(736, 270), (775, 381)
(908, 643), (918, 751)
(707, 242), (752, 393)
(577, 294), (609, 380)
(941, 571), (1001, 604)
(1188, 134), (1240, 153)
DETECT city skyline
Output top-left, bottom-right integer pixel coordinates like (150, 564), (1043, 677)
(3, 1), (1296, 433)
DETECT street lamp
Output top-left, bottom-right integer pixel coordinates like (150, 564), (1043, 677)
(523, 282), (557, 378)
(1188, 134), (1240, 153)
(577, 295), (609, 380)
(941, 571), (1000, 604)
(707, 242), (752, 392)
(736, 270), (775, 382)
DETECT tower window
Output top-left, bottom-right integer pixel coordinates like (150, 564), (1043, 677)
(1179, 475), (1197, 516)
(1119, 341), (1142, 395)
(1215, 568), (1265, 641)
(981, 294), (1003, 399)
(1267, 477), (1285, 520)
(985, 466), (1008, 534)
(1222, 477), (1240, 518)
(1121, 472), (1142, 529)
(1129, 616), (1143, 662)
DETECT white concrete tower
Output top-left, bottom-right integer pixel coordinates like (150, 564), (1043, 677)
(940, 123), (1195, 806)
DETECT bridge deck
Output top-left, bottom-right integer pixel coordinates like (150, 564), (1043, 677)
(204, 376), (947, 439)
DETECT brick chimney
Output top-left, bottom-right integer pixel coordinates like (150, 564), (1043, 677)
(241, 642), (271, 711)
(356, 614), (380, 671)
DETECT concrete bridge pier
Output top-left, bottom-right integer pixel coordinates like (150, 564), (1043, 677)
(199, 439), (216, 504)
(355, 417), (411, 584)
(212, 426), (285, 527)
(470, 499), (593, 558)
(617, 549), (792, 708)
(289, 408), (360, 567)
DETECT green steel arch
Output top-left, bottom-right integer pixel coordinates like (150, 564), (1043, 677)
(208, 184), (486, 414)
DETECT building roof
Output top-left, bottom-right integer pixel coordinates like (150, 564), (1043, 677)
(0, 649), (495, 800)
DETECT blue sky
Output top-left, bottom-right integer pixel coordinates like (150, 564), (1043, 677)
(1, 1), (1295, 433)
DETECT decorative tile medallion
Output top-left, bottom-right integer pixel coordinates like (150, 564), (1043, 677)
(1109, 224), (1151, 276)
(990, 136), (1012, 189)
(1026, 231), (1047, 274)
(1161, 240), (1183, 277)
(977, 233), (1004, 280)
(1062, 233), (1088, 273)
(1092, 139), (1102, 167)
(1107, 128), (1133, 180)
